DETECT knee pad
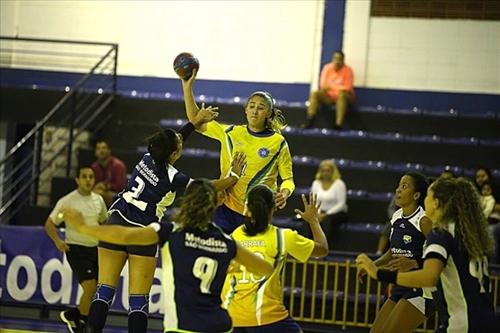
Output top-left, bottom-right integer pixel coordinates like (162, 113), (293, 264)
(129, 294), (150, 315)
(92, 284), (116, 307)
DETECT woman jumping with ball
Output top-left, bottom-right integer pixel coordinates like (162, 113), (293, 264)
(180, 69), (295, 234)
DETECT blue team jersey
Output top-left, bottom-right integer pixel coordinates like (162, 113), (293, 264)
(151, 221), (237, 333)
(109, 154), (191, 225)
(390, 206), (427, 261)
(423, 224), (498, 332)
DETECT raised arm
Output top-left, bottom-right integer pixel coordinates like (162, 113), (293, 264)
(181, 69), (208, 132)
(177, 104), (219, 142)
(294, 193), (329, 257)
(211, 152), (246, 192)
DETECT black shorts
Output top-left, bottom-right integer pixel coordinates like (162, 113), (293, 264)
(98, 212), (158, 257)
(66, 244), (98, 283)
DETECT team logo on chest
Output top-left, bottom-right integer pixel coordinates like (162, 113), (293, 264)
(258, 147), (270, 158)
(403, 234), (412, 244)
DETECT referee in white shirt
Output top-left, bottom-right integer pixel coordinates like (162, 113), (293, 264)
(45, 166), (108, 333)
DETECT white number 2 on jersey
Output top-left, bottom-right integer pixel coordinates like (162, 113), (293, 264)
(192, 256), (218, 294)
(469, 256), (489, 293)
(122, 176), (148, 211)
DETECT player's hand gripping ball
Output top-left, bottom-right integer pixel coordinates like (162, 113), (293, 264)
(173, 52), (199, 80)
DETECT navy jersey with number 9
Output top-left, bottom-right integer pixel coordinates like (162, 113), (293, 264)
(149, 221), (237, 332)
(423, 224), (498, 332)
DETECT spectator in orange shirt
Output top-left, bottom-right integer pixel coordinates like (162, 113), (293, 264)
(91, 140), (127, 206)
(304, 51), (355, 130)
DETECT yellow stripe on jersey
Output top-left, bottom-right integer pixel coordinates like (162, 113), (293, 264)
(222, 225), (315, 326)
(202, 121), (294, 214)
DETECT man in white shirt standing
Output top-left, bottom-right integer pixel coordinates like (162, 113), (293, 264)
(45, 166), (108, 333)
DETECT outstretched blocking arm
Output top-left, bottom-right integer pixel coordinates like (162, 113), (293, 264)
(62, 208), (159, 245)
(211, 152), (246, 191)
(177, 105), (219, 142)
(294, 193), (329, 257)
(234, 242), (274, 276)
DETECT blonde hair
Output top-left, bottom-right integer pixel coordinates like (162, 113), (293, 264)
(431, 177), (494, 260)
(246, 91), (287, 133)
(315, 159), (341, 182)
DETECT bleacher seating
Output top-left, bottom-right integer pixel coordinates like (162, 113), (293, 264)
(69, 93), (500, 253)
(2, 85), (500, 332)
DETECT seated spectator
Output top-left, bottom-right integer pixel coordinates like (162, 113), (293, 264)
(474, 166), (500, 221)
(91, 140), (127, 206)
(474, 166), (500, 264)
(481, 181), (496, 220)
(303, 51), (355, 130)
(310, 159), (348, 248)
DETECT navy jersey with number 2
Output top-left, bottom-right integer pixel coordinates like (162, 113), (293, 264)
(423, 223), (498, 332)
(109, 153), (191, 225)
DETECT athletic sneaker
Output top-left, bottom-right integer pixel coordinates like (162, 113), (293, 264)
(60, 309), (81, 333)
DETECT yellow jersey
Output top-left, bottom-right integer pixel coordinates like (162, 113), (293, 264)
(222, 224), (315, 326)
(202, 121), (295, 214)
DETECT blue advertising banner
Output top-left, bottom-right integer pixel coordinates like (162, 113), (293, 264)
(0, 225), (164, 315)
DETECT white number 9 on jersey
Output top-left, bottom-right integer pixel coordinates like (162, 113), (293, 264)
(193, 256), (218, 294)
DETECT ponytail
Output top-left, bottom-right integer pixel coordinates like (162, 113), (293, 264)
(244, 185), (275, 236)
(405, 172), (429, 207)
(145, 128), (178, 175)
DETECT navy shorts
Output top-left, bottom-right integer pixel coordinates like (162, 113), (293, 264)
(390, 286), (435, 317)
(66, 244), (98, 283)
(233, 316), (302, 333)
(214, 204), (245, 234)
(98, 212), (157, 257)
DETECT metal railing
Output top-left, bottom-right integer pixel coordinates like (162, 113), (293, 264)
(0, 36), (118, 223)
(284, 258), (500, 332)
